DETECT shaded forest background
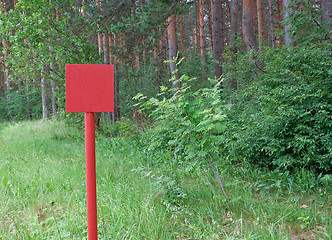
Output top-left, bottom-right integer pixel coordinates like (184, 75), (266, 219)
(0, 0), (331, 173)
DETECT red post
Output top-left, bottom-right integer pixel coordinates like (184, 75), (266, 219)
(85, 112), (98, 240)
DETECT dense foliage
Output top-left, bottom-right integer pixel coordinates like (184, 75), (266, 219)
(136, 43), (332, 176)
(224, 44), (332, 173)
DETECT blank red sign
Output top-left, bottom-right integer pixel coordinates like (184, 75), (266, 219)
(66, 64), (114, 113)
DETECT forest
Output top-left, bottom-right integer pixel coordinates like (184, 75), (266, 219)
(0, 0), (331, 239)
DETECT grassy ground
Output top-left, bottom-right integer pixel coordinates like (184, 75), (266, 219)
(0, 120), (331, 239)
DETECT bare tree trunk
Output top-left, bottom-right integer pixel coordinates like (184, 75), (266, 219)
(179, 14), (185, 54)
(207, 0), (214, 51)
(198, 0), (206, 81)
(109, 34), (114, 64)
(229, 0), (239, 91)
(49, 55), (57, 117)
(41, 68), (48, 120)
(167, 14), (180, 93)
(230, 0), (239, 49)
(198, 0), (205, 59)
(212, 0), (224, 82)
(103, 31), (110, 65)
(283, 0), (293, 47)
(96, 0), (103, 56)
(257, 0), (263, 47)
(190, 6), (196, 56)
(113, 34), (120, 121)
(242, 0), (258, 51)
(269, 0), (275, 47)
(263, 1), (268, 44)
(225, 0), (231, 47)
(4, 66), (10, 102)
(51, 80), (57, 117)
(277, 0), (283, 48)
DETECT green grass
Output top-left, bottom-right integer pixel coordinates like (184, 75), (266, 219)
(0, 120), (331, 239)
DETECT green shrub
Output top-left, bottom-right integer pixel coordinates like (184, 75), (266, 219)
(224, 44), (332, 173)
(135, 75), (227, 168)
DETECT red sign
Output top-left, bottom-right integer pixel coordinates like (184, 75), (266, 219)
(66, 64), (114, 113)
(66, 64), (114, 239)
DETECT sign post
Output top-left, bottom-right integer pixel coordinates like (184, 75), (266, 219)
(66, 64), (114, 240)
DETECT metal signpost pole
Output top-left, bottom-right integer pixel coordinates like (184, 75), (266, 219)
(85, 112), (97, 239)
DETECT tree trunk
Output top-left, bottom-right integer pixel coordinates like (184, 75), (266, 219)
(225, 0), (231, 47)
(230, 0), (239, 49)
(41, 68), (48, 120)
(198, 0), (205, 59)
(212, 0), (224, 82)
(269, 0), (275, 47)
(4, 65), (10, 102)
(167, 14), (180, 92)
(283, 0), (293, 47)
(207, 0), (214, 51)
(190, 6), (196, 56)
(198, 0), (206, 80)
(51, 80), (57, 117)
(178, 15), (185, 54)
(109, 33), (114, 64)
(321, 0), (332, 37)
(103, 31), (110, 65)
(242, 0), (258, 51)
(257, 0), (263, 47)
(114, 34), (120, 121)
(277, 0), (283, 48)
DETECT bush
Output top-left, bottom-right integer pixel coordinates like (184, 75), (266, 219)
(135, 75), (227, 168)
(224, 44), (332, 173)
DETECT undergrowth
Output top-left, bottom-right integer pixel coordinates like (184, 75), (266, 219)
(0, 120), (330, 239)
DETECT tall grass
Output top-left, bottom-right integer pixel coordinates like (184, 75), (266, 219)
(0, 121), (330, 239)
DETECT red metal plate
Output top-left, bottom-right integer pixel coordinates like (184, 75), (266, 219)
(66, 64), (114, 113)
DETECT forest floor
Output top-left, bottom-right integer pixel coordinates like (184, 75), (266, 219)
(0, 120), (331, 239)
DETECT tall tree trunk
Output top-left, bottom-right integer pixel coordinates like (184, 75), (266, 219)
(49, 49), (57, 117)
(4, 65), (10, 102)
(198, 0), (205, 58)
(51, 80), (57, 117)
(257, 0), (263, 47)
(196, 1), (200, 55)
(283, 0), (293, 47)
(212, 0), (224, 82)
(96, 0), (103, 56)
(225, 0), (231, 47)
(230, 0), (239, 49)
(269, 0), (275, 47)
(114, 34), (120, 121)
(277, 0), (283, 48)
(198, 0), (206, 80)
(190, 6), (196, 56)
(207, 0), (214, 51)
(135, 47), (141, 70)
(167, 14), (180, 92)
(263, 1), (268, 44)
(179, 14), (185, 54)
(109, 33), (114, 64)
(321, 0), (332, 38)
(242, 0), (258, 51)
(103, 31), (110, 65)
(103, 31), (114, 122)
(41, 68), (48, 120)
